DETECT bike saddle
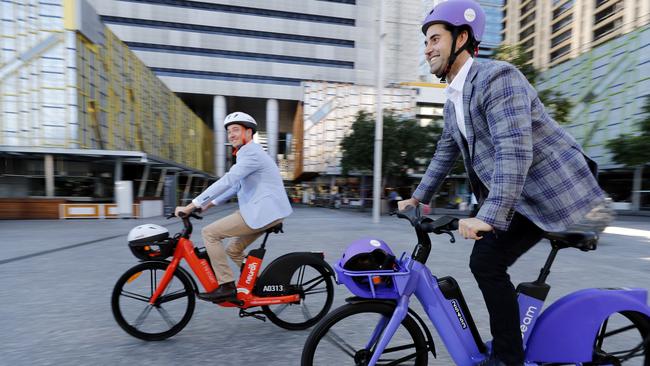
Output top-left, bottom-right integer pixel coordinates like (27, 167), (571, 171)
(265, 223), (284, 234)
(543, 231), (598, 251)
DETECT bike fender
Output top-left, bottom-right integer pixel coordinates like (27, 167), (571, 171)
(145, 259), (199, 294)
(525, 287), (650, 363)
(255, 252), (334, 290)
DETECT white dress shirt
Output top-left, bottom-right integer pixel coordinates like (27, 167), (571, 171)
(444, 57), (474, 139)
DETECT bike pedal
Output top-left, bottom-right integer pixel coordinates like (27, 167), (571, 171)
(238, 309), (266, 322)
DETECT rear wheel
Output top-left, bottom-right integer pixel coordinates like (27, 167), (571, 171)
(262, 263), (334, 330)
(301, 302), (428, 365)
(586, 311), (650, 366)
(111, 261), (195, 341)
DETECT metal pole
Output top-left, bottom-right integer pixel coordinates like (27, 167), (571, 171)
(44, 154), (54, 197)
(372, 1), (385, 223)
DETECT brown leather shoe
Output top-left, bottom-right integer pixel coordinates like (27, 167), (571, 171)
(197, 282), (237, 302)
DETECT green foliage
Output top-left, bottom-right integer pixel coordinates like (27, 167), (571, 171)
(340, 110), (442, 178)
(605, 95), (650, 168)
(492, 44), (538, 84)
(492, 44), (573, 124)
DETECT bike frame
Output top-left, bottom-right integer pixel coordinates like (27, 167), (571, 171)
(341, 249), (650, 366)
(148, 236), (300, 309)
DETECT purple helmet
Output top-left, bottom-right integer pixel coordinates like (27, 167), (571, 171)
(340, 238), (396, 272)
(421, 0), (486, 42)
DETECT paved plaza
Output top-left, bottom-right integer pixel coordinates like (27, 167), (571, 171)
(1, 204), (648, 365)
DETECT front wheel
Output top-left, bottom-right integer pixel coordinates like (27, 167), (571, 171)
(301, 302), (429, 365)
(585, 311), (650, 366)
(111, 261), (196, 341)
(262, 263), (334, 330)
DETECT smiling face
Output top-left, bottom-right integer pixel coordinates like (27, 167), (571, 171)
(424, 23), (469, 79)
(227, 124), (252, 148)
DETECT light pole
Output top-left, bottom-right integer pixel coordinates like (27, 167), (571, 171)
(372, 1), (385, 224)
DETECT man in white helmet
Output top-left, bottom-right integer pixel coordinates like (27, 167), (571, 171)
(175, 112), (292, 302)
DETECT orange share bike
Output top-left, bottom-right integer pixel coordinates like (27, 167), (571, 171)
(111, 209), (335, 341)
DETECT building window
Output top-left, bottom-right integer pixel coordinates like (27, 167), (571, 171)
(551, 29), (571, 47)
(595, 0), (610, 8)
(552, 0), (574, 19)
(595, 2), (623, 24)
(520, 0), (536, 16)
(520, 11), (536, 28)
(120, 0), (355, 26)
(550, 44), (570, 61)
(520, 37), (534, 50)
(100, 16), (355, 48)
(593, 18), (623, 41)
(552, 14), (573, 33)
(519, 24), (535, 40)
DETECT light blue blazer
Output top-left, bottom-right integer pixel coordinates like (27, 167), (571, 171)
(192, 142), (292, 229)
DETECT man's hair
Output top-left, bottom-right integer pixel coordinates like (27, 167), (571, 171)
(441, 23), (479, 57)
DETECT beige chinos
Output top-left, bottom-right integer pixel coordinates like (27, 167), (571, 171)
(201, 210), (282, 284)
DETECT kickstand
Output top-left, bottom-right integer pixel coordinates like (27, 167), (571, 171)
(239, 308), (266, 322)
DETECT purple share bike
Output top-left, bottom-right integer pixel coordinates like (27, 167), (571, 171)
(301, 206), (650, 365)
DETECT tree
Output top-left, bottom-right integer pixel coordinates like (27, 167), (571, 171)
(340, 110), (442, 186)
(606, 95), (650, 167)
(492, 44), (573, 124)
(605, 95), (650, 210)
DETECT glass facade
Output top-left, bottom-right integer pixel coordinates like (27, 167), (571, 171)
(478, 0), (505, 58)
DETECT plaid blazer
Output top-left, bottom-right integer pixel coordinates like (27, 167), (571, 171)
(413, 60), (605, 232)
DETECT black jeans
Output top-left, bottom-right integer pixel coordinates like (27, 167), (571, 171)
(469, 213), (544, 365)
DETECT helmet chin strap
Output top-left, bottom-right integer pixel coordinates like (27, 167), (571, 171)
(438, 28), (476, 83)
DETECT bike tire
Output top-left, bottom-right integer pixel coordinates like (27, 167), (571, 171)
(261, 263), (334, 330)
(585, 310), (649, 366)
(301, 302), (428, 365)
(111, 261), (195, 341)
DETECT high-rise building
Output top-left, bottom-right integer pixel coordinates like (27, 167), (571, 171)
(503, 0), (650, 70)
(85, 0), (424, 179)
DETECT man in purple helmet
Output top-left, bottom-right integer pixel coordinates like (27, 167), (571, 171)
(399, 0), (612, 364)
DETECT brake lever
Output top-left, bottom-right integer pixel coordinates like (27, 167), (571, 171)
(436, 229), (456, 243)
(190, 213), (203, 220)
(166, 213), (175, 219)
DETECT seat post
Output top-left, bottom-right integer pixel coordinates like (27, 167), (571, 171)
(260, 231), (271, 249)
(535, 243), (560, 284)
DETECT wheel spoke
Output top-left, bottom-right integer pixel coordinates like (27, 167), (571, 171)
(602, 324), (637, 338)
(303, 288), (329, 295)
(384, 343), (417, 353)
(156, 306), (176, 329)
(133, 304), (154, 328)
(120, 290), (151, 303)
(296, 265), (306, 286)
(272, 304), (289, 316)
(596, 317), (608, 349)
(323, 330), (357, 357)
(149, 269), (156, 297)
(380, 350), (419, 366)
(302, 302), (313, 321)
(158, 289), (190, 304)
(302, 277), (326, 293)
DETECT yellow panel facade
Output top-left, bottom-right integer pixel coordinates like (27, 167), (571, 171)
(1, 0), (213, 174)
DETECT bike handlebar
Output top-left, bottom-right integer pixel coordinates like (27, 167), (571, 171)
(167, 207), (203, 238)
(392, 206), (460, 264)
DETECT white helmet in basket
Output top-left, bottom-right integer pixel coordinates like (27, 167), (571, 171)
(127, 224), (169, 244)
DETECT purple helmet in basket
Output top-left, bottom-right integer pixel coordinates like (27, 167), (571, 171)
(340, 238), (396, 272)
(422, 0), (486, 80)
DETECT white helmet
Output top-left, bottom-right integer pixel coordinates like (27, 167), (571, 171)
(224, 112), (257, 133)
(128, 224), (169, 244)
